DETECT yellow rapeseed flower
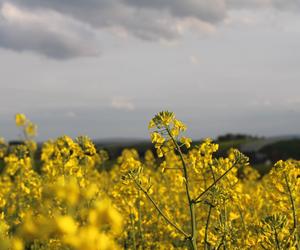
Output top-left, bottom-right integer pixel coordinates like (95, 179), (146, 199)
(15, 113), (26, 127)
(55, 215), (77, 235)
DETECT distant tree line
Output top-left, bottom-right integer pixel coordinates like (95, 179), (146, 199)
(216, 133), (261, 142)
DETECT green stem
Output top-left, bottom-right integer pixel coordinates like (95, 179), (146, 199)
(225, 203), (228, 249)
(194, 161), (237, 204)
(237, 204), (246, 231)
(137, 190), (144, 248)
(209, 165), (216, 182)
(283, 172), (299, 250)
(166, 129), (192, 204)
(204, 165), (216, 250)
(130, 212), (137, 250)
(190, 203), (197, 250)
(274, 227), (280, 250)
(134, 179), (189, 238)
(166, 128), (197, 249)
(204, 205), (213, 250)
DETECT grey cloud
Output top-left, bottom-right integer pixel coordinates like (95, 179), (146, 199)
(12, 0), (226, 24)
(227, 0), (300, 10)
(124, 0), (226, 23)
(10, 0), (184, 40)
(14, 0), (299, 25)
(0, 3), (99, 59)
(0, 0), (298, 59)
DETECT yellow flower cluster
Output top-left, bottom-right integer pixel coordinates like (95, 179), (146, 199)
(149, 111), (190, 158)
(14, 114), (38, 154)
(0, 111), (299, 249)
(15, 114), (37, 138)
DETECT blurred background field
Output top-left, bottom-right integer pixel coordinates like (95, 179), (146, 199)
(3, 133), (300, 176)
(94, 135), (300, 175)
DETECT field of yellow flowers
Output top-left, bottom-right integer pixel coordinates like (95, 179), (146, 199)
(0, 111), (299, 250)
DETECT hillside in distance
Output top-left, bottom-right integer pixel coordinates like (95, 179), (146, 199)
(93, 134), (300, 175)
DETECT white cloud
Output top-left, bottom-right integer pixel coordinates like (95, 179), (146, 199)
(65, 111), (77, 118)
(111, 97), (135, 111)
(189, 55), (200, 65)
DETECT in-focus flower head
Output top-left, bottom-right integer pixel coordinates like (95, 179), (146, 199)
(149, 111), (175, 129)
(148, 111), (190, 158)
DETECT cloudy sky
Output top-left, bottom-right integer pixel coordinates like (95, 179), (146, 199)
(0, 0), (300, 141)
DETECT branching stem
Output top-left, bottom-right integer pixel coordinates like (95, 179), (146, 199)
(133, 179), (189, 238)
(283, 171), (299, 250)
(194, 160), (237, 204)
(166, 128), (197, 250)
